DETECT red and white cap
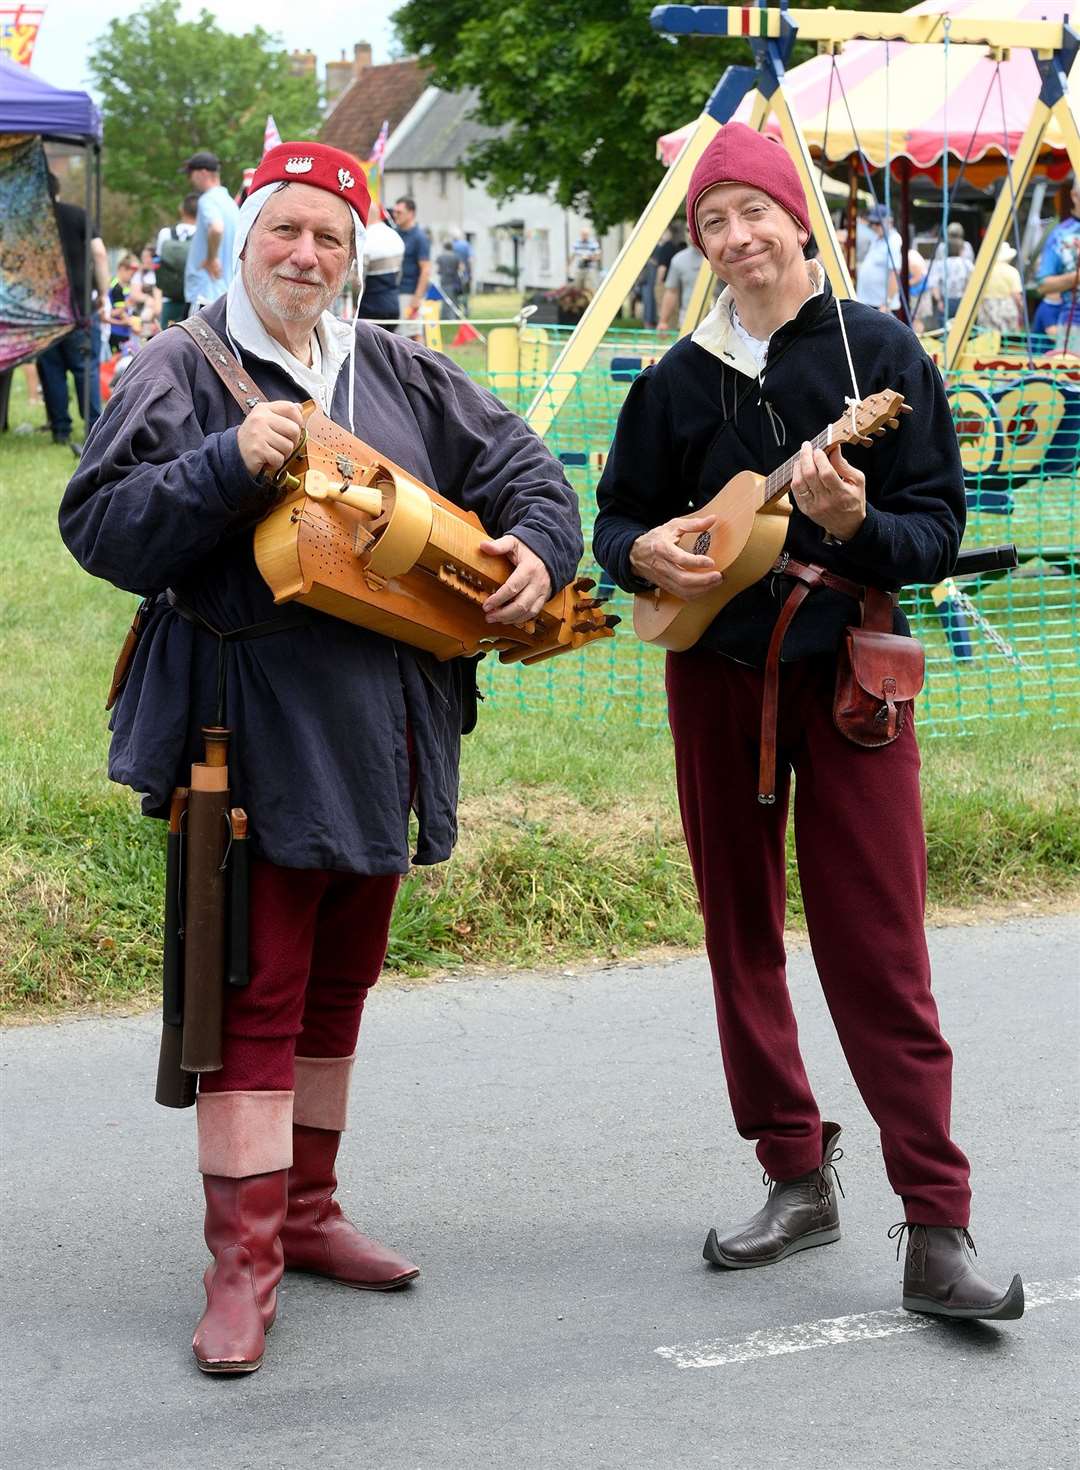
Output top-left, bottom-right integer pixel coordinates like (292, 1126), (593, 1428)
(249, 142), (371, 225)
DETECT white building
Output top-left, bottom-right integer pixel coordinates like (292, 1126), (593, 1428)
(382, 87), (621, 293)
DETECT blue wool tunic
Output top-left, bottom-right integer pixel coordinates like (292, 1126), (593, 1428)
(59, 300), (583, 874)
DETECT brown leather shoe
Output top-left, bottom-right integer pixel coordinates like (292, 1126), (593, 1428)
(891, 1224), (1024, 1321)
(280, 1125), (419, 1290)
(703, 1122), (843, 1269)
(192, 1170), (288, 1374)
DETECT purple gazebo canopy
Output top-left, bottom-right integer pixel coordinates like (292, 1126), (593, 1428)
(0, 52), (101, 141)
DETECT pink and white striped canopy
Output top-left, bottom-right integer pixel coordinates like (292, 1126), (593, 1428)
(658, 0), (1076, 180)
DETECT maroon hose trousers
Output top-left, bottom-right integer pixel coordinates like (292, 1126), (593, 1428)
(666, 647), (971, 1227)
(199, 861), (401, 1095)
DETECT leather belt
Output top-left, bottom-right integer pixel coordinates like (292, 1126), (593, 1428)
(167, 589), (314, 728)
(166, 589), (311, 643)
(757, 556), (868, 806)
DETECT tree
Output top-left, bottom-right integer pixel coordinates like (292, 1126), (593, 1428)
(391, 0), (911, 233)
(88, 0), (321, 244)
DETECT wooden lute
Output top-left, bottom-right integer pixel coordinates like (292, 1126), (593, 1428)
(633, 389), (912, 651)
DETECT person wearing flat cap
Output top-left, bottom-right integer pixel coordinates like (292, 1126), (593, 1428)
(594, 122), (1023, 1323)
(59, 142), (583, 1374)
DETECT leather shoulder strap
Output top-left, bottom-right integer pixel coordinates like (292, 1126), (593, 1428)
(861, 584), (898, 633)
(174, 315), (268, 417)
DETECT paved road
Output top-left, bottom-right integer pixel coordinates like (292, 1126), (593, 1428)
(2, 916), (1078, 1470)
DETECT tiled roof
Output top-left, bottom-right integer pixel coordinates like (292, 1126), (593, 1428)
(319, 59), (430, 157)
(383, 88), (502, 171)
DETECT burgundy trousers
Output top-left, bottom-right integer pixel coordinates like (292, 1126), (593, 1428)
(199, 860), (401, 1094)
(666, 647), (971, 1226)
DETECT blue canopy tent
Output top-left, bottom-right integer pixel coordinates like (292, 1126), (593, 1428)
(0, 52), (102, 137)
(0, 53), (102, 430)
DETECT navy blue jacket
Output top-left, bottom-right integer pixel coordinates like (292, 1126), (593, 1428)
(59, 300), (583, 873)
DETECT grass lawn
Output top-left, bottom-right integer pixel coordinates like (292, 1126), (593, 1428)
(2, 356), (1077, 1016)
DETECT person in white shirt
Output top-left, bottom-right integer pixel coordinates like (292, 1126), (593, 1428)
(855, 205), (903, 312)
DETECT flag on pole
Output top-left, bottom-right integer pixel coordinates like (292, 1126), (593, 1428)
(0, 5), (45, 67)
(370, 118), (389, 169)
(263, 115), (282, 157)
(235, 166), (256, 205)
(363, 119), (390, 207)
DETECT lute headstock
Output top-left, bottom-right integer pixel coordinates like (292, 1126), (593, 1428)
(827, 389), (912, 449)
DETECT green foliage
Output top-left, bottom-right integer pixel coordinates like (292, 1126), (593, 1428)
(391, 0), (911, 232)
(88, 0), (321, 242)
(393, 0), (725, 233)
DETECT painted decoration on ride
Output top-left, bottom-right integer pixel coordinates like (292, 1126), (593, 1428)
(0, 4), (44, 66)
(947, 374), (1080, 509)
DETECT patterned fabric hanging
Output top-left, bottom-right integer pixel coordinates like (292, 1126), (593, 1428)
(0, 133), (74, 372)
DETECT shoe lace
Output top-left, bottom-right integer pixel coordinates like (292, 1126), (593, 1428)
(887, 1222), (977, 1261)
(762, 1146), (845, 1205)
(823, 1147), (845, 1202)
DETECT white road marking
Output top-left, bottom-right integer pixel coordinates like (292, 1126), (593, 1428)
(655, 1277), (1080, 1370)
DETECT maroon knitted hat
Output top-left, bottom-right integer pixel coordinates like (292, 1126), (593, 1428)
(686, 123), (810, 251)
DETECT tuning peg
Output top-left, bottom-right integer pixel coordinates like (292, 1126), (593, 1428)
(604, 614), (621, 628)
(873, 428), (886, 437)
(899, 403), (912, 414)
(858, 435), (874, 446)
(574, 576), (597, 592)
(887, 417), (899, 429)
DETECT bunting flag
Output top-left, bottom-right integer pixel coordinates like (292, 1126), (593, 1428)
(370, 118), (389, 169)
(0, 4), (45, 67)
(363, 119), (390, 207)
(263, 114), (281, 156)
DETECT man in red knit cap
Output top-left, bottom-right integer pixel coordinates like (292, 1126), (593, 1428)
(594, 123), (1023, 1321)
(61, 142), (584, 1372)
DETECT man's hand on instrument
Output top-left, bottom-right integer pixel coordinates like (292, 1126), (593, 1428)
(629, 515), (724, 601)
(478, 535), (553, 625)
(791, 442), (866, 543)
(237, 400), (304, 479)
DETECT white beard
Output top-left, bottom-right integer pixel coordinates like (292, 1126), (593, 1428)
(246, 259), (339, 324)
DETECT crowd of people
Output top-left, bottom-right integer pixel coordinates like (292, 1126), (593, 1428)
(838, 188), (1079, 346)
(27, 139), (1080, 461)
(29, 147), (479, 452)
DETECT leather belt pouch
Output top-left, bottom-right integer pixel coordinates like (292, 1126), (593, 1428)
(833, 588), (924, 747)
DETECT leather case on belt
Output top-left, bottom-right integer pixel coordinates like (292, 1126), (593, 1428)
(833, 588), (925, 747)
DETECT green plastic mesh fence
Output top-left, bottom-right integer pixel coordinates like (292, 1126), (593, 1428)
(457, 325), (1079, 733)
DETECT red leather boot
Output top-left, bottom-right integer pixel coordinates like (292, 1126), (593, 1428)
(192, 1171), (289, 1373)
(280, 1124), (420, 1290)
(192, 1089), (293, 1374)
